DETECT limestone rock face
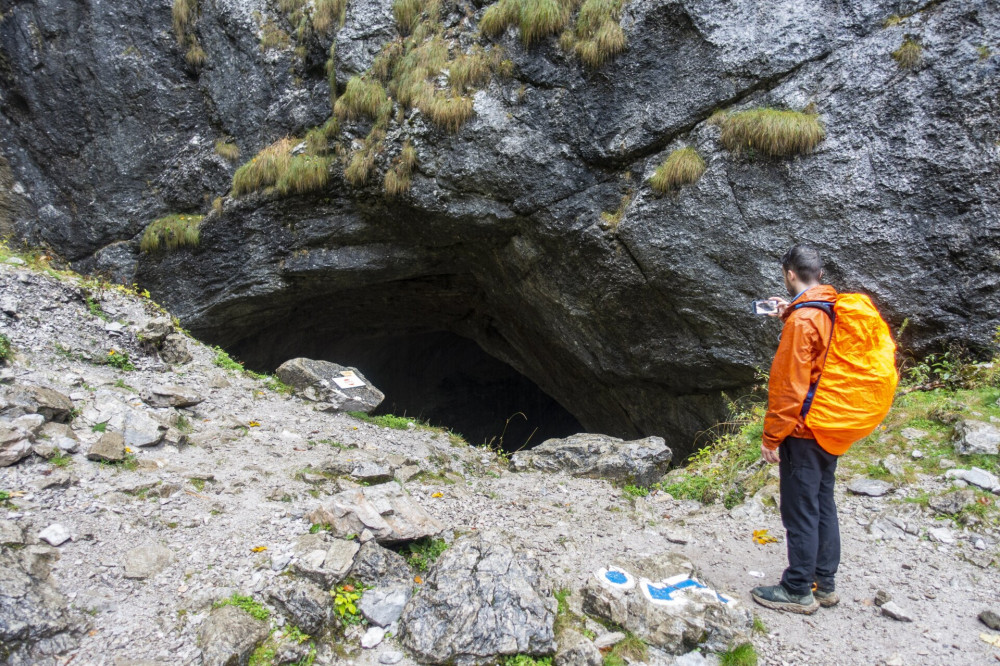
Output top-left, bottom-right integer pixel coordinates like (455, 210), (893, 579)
(581, 553), (750, 654)
(511, 433), (672, 486)
(276, 358), (385, 414)
(2, 0), (998, 453)
(400, 535), (556, 665)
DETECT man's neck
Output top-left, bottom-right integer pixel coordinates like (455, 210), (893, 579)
(791, 282), (821, 302)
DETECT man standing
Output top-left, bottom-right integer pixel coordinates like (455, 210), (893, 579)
(751, 244), (841, 615)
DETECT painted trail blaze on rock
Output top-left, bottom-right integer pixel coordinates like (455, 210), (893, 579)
(583, 553), (750, 655)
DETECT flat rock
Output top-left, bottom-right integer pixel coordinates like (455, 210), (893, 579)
(276, 358), (385, 413)
(267, 579), (335, 635)
(945, 467), (1000, 493)
(511, 433), (672, 487)
(400, 535), (556, 665)
(307, 483), (443, 545)
(847, 478), (892, 497)
(927, 490), (976, 515)
(927, 527), (955, 545)
(952, 420), (1000, 456)
(82, 390), (166, 448)
(38, 524), (71, 547)
(139, 384), (204, 408)
(197, 605), (269, 666)
(593, 631), (626, 649)
(379, 651), (404, 665)
(38, 422), (79, 453)
(0, 385), (74, 422)
(351, 460), (395, 485)
(87, 431), (126, 462)
(123, 544), (173, 579)
(291, 533), (360, 587)
(581, 552), (750, 654)
(359, 586), (410, 627)
(880, 601), (914, 622)
(979, 610), (1000, 631)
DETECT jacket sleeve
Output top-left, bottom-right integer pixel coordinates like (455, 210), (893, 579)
(762, 313), (824, 450)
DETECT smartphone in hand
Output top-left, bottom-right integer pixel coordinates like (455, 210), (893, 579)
(751, 299), (779, 315)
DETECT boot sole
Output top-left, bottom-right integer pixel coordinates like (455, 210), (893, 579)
(752, 593), (820, 615)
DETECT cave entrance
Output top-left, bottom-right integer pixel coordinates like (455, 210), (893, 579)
(313, 331), (582, 450)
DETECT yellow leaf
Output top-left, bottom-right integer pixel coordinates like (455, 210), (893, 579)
(431, 492), (443, 498)
(251, 546), (267, 553)
(248, 421), (260, 427)
(752, 529), (777, 545)
(414, 576), (423, 584)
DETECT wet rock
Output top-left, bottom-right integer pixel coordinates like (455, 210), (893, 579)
(555, 628), (603, 666)
(86, 431), (126, 463)
(0, 424), (32, 466)
(306, 483), (443, 545)
(139, 385), (204, 408)
(290, 533), (360, 587)
(511, 433), (672, 487)
(267, 579), (335, 635)
(581, 553), (750, 654)
(400, 535), (556, 665)
(359, 586), (410, 627)
(197, 605), (269, 666)
(927, 490), (976, 515)
(276, 358), (385, 414)
(945, 467), (1000, 493)
(38, 524), (71, 547)
(348, 540), (414, 586)
(847, 478), (892, 497)
(0, 548), (81, 662)
(123, 544), (173, 579)
(979, 610), (1000, 631)
(952, 420), (1000, 456)
(880, 601), (913, 622)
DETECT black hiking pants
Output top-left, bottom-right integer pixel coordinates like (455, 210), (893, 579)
(778, 436), (841, 596)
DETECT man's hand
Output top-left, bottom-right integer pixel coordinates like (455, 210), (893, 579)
(768, 296), (790, 318)
(761, 443), (780, 464)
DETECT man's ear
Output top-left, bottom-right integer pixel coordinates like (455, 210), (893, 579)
(784, 268), (797, 283)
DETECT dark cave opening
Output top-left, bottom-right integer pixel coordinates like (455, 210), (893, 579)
(237, 329), (582, 451)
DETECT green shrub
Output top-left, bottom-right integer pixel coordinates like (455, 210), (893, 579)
(106, 349), (135, 372)
(140, 214), (203, 252)
(717, 108), (825, 158)
(0, 333), (11, 363)
(502, 656), (553, 666)
(649, 146), (705, 193)
(892, 37), (922, 70)
(215, 139), (241, 162)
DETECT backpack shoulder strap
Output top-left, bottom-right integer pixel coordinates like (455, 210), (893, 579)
(790, 300), (836, 418)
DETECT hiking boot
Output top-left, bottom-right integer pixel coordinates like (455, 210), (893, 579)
(751, 584), (820, 615)
(813, 588), (840, 607)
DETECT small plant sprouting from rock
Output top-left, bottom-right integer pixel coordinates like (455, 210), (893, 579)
(405, 537), (448, 571)
(213, 593), (271, 621)
(140, 214), (204, 253)
(214, 139), (241, 163)
(559, 0), (627, 68)
(717, 108), (825, 158)
(501, 656), (553, 666)
(892, 37), (922, 70)
(172, 0), (206, 68)
(977, 45), (991, 61)
(332, 584), (364, 625)
(622, 483), (648, 499)
(105, 349), (135, 372)
(384, 140), (418, 197)
(650, 146), (706, 194)
(0, 333), (12, 363)
(231, 130), (336, 198)
(719, 642), (758, 666)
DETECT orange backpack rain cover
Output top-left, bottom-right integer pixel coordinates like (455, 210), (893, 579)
(805, 293), (898, 455)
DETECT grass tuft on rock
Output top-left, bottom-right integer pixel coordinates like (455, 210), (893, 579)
(717, 108), (825, 158)
(232, 137), (332, 198)
(185, 40), (206, 67)
(312, 0), (347, 33)
(140, 214), (204, 253)
(393, 0), (424, 35)
(334, 77), (389, 121)
(214, 139), (241, 163)
(892, 37), (922, 70)
(172, 0), (199, 45)
(384, 140), (418, 197)
(232, 138), (293, 196)
(480, 0), (521, 37)
(650, 146), (705, 193)
(720, 643), (758, 666)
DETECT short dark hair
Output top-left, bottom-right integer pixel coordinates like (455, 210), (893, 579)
(781, 244), (824, 282)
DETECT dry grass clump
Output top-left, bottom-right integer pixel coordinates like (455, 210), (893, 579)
(334, 77), (389, 121)
(212, 197), (224, 215)
(384, 140), (418, 197)
(172, 0), (199, 44)
(232, 132), (336, 197)
(185, 41), (207, 67)
(214, 139), (241, 163)
(481, 0), (571, 46)
(449, 48), (492, 93)
(649, 147), (705, 193)
(345, 132), (385, 186)
(717, 108), (825, 158)
(232, 139), (294, 196)
(305, 118), (339, 155)
(276, 155), (331, 195)
(260, 18), (291, 50)
(423, 95), (474, 132)
(480, 0), (520, 37)
(140, 214), (204, 253)
(564, 0), (625, 67)
(393, 0), (424, 35)
(892, 38), (922, 70)
(313, 0), (347, 32)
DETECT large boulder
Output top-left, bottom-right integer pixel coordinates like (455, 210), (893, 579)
(400, 535), (556, 665)
(581, 553), (750, 654)
(511, 433), (672, 487)
(348, 540), (414, 587)
(268, 579), (336, 636)
(80, 390), (166, 448)
(197, 605), (269, 666)
(952, 420), (1000, 456)
(276, 358), (384, 414)
(306, 483), (443, 545)
(0, 547), (82, 662)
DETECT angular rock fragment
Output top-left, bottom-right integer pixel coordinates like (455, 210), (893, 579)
(160, 334), (193, 365)
(952, 420), (1000, 456)
(511, 433), (672, 487)
(847, 478), (892, 497)
(87, 432), (126, 463)
(198, 605), (269, 666)
(945, 467), (1000, 493)
(400, 535), (556, 665)
(276, 358), (384, 413)
(555, 628), (603, 666)
(290, 533), (360, 588)
(359, 586), (410, 627)
(267, 579), (335, 635)
(349, 540), (414, 586)
(0, 385), (74, 422)
(306, 483), (443, 545)
(123, 544), (173, 579)
(927, 490), (976, 515)
(140, 384), (204, 408)
(38, 524), (71, 547)
(0, 423), (32, 467)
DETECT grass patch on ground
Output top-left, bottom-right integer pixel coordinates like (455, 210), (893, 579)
(892, 37), (922, 70)
(213, 593), (270, 621)
(720, 642), (758, 666)
(650, 146), (705, 193)
(140, 214), (203, 253)
(717, 108), (825, 158)
(347, 411), (418, 429)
